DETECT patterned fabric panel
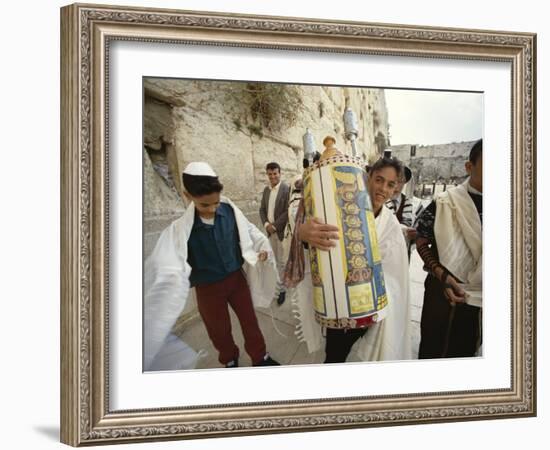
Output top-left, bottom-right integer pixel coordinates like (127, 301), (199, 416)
(303, 156), (388, 328)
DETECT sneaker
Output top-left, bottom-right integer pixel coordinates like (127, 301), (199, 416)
(225, 358), (239, 368)
(253, 354), (280, 367)
(276, 291), (286, 306)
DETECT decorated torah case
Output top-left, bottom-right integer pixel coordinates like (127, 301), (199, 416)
(303, 154), (388, 329)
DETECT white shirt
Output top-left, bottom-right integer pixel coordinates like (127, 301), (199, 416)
(265, 181), (281, 229)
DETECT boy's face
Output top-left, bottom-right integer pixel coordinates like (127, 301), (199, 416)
(465, 154), (483, 192)
(367, 166), (399, 214)
(187, 192), (221, 219)
(266, 168), (281, 187)
(393, 178), (405, 198)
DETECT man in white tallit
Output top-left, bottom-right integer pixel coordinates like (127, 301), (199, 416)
(416, 139), (482, 358)
(285, 157), (412, 363)
(144, 162), (280, 371)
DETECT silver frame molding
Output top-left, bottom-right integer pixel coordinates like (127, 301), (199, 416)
(60, 3), (536, 446)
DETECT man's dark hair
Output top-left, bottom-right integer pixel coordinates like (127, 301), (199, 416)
(368, 157), (403, 180)
(182, 173), (223, 197)
(469, 139), (482, 164)
(266, 162), (281, 172)
(403, 166), (412, 183)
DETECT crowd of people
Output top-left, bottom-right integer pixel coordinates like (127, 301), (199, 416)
(144, 138), (483, 370)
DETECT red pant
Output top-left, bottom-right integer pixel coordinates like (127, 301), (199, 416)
(195, 270), (266, 365)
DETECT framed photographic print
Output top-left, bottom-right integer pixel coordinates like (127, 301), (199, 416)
(60, 3), (536, 446)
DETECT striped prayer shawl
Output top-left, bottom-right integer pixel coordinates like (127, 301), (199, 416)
(386, 193), (414, 227)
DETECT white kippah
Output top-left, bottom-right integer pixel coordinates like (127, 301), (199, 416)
(183, 162), (217, 177)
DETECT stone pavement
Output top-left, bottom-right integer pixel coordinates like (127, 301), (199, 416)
(177, 250), (427, 369)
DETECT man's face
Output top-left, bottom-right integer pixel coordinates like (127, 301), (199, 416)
(266, 168), (281, 187)
(367, 166), (399, 213)
(465, 155), (483, 192)
(187, 192), (221, 219)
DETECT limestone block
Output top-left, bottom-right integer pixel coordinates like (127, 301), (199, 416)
(143, 148), (185, 215)
(144, 78), (193, 107)
(173, 108), (255, 203)
(143, 97), (173, 151)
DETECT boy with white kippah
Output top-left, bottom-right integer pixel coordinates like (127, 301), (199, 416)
(144, 162), (280, 369)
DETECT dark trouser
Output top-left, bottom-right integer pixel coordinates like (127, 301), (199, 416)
(324, 327), (368, 363)
(195, 270), (266, 365)
(419, 275), (482, 359)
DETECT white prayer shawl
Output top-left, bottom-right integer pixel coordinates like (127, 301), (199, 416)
(290, 205), (412, 361)
(144, 197), (279, 371)
(433, 180), (482, 290)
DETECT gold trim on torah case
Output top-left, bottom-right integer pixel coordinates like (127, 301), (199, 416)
(303, 154), (388, 329)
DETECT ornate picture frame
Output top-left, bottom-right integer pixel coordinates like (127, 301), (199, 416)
(60, 3), (536, 446)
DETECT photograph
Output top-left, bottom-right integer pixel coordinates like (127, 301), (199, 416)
(58, 2), (536, 446)
(1, 0), (546, 448)
(143, 78), (484, 371)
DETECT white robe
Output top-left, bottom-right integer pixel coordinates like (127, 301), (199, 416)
(144, 197), (279, 371)
(290, 205), (412, 361)
(433, 180), (482, 307)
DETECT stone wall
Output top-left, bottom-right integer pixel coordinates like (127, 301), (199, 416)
(143, 78), (390, 259)
(390, 141), (477, 185)
(143, 95), (186, 259)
